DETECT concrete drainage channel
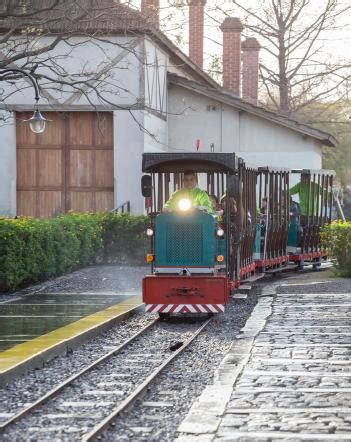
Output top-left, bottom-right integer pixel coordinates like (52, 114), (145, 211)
(0, 293), (143, 385)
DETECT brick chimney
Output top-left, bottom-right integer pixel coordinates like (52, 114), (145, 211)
(220, 17), (244, 95)
(141, 0), (159, 27)
(242, 37), (261, 105)
(188, 0), (206, 69)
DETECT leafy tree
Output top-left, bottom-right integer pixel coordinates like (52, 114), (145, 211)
(297, 100), (351, 186)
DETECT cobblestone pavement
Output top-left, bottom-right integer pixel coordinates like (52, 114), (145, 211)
(177, 273), (351, 441)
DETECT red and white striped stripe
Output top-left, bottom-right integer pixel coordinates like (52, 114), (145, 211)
(144, 304), (225, 314)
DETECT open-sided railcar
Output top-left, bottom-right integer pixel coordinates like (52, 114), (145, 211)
(288, 169), (335, 268)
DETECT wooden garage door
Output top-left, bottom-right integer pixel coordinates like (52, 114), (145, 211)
(16, 112), (114, 217)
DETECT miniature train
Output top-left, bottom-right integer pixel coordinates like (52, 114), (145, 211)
(141, 153), (335, 316)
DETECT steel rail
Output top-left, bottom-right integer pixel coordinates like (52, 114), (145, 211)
(82, 317), (212, 442)
(0, 318), (159, 431)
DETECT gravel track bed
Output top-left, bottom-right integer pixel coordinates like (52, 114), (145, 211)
(1, 316), (207, 441)
(0, 312), (155, 418)
(101, 293), (258, 441)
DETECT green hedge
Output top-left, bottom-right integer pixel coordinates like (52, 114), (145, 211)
(321, 221), (351, 277)
(99, 212), (149, 264)
(0, 213), (148, 291)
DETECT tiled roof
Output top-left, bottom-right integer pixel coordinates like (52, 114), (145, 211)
(1, 0), (150, 33)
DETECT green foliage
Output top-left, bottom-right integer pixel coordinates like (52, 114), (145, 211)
(296, 100), (351, 187)
(321, 221), (351, 277)
(98, 212), (149, 264)
(0, 212), (148, 291)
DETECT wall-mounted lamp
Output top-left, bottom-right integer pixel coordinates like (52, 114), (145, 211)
(0, 68), (49, 133)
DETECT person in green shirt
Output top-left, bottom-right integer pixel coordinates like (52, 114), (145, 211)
(164, 171), (214, 214)
(289, 174), (324, 216)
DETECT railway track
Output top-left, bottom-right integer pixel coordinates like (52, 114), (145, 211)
(0, 316), (211, 441)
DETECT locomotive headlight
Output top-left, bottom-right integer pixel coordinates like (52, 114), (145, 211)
(146, 228), (154, 237)
(178, 198), (192, 211)
(217, 228), (224, 237)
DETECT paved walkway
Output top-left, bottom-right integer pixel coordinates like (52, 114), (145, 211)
(177, 273), (351, 441)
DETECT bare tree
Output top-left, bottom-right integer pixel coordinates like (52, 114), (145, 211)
(0, 0), (154, 118)
(206, 0), (351, 116)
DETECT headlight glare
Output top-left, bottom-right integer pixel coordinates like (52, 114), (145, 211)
(217, 228), (224, 237)
(178, 198), (192, 211)
(146, 228), (154, 237)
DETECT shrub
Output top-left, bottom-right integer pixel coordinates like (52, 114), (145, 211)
(99, 212), (149, 264)
(0, 214), (104, 290)
(321, 221), (351, 277)
(0, 212), (149, 291)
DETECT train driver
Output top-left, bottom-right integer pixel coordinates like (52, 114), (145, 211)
(164, 170), (214, 214)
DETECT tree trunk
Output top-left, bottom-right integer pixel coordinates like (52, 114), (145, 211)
(278, 30), (290, 115)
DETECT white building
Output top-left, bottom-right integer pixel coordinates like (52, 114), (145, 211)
(0, 0), (335, 217)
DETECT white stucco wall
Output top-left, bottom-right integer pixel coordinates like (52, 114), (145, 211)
(238, 113), (322, 170)
(144, 39), (168, 115)
(0, 112), (16, 217)
(168, 85), (323, 171)
(2, 36), (142, 109)
(143, 112), (168, 153)
(113, 110), (145, 215)
(168, 85), (239, 153)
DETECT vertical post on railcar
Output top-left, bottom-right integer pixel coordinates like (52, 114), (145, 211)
(304, 173), (311, 253)
(156, 174), (161, 212)
(329, 175), (333, 223)
(314, 173), (321, 252)
(263, 171), (268, 264)
(285, 171), (290, 257)
(152, 173), (156, 213)
(316, 173), (321, 227)
(274, 172), (279, 259)
(164, 173), (170, 203)
(280, 172), (283, 257)
(270, 172), (274, 260)
(311, 173), (316, 252)
(320, 174), (325, 229)
(259, 172), (262, 210)
(323, 175), (329, 224)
